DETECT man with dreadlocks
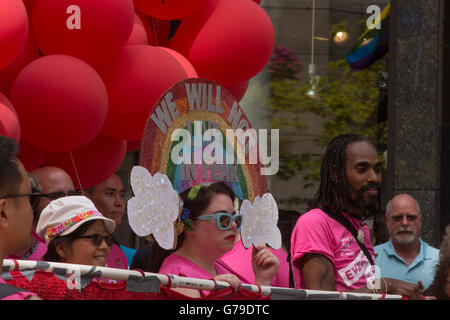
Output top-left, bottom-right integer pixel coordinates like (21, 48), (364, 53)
(290, 134), (425, 298)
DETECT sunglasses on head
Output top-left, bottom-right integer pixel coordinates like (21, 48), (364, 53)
(76, 234), (114, 247)
(196, 212), (243, 231)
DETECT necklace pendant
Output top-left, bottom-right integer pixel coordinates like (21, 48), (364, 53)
(357, 229), (365, 244)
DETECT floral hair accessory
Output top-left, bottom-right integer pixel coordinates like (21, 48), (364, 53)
(240, 193), (282, 250)
(127, 166), (180, 250)
(176, 201), (193, 234)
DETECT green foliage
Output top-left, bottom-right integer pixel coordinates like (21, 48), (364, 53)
(268, 56), (388, 185)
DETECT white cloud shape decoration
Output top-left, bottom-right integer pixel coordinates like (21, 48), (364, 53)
(240, 193), (282, 250)
(127, 166), (180, 250)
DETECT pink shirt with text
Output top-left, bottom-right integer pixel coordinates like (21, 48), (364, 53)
(290, 208), (375, 291)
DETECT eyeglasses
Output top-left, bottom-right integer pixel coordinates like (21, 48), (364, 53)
(40, 190), (82, 201)
(387, 214), (420, 223)
(76, 234), (114, 247)
(196, 212), (243, 231)
(0, 192), (42, 210)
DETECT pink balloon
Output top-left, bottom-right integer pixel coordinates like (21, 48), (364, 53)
(96, 45), (189, 141)
(18, 138), (47, 172)
(44, 134), (127, 189)
(222, 80), (249, 101)
(10, 55), (108, 152)
(159, 47), (198, 78)
(0, 0), (28, 71)
(134, 0), (208, 20)
(188, 0), (275, 83)
(0, 29), (40, 97)
(0, 102), (20, 142)
(31, 0), (135, 66)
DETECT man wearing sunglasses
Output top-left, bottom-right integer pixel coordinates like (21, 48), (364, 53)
(374, 194), (439, 289)
(0, 136), (40, 300)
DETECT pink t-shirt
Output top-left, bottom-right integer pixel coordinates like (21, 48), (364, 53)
(159, 253), (236, 280)
(99, 244), (129, 284)
(159, 253), (242, 297)
(0, 277), (37, 300)
(217, 240), (290, 287)
(290, 208), (375, 291)
(6, 233), (47, 261)
(106, 244), (128, 270)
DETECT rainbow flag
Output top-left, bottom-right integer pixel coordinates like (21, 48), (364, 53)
(346, 4), (390, 70)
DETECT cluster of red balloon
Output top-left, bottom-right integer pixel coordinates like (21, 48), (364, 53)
(0, 0), (274, 188)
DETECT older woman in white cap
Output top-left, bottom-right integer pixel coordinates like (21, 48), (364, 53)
(36, 196), (116, 267)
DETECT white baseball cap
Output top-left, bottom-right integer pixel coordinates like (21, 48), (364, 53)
(36, 196), (116, 244)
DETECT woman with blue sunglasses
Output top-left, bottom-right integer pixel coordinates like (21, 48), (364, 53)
(148, 182), (280, 298)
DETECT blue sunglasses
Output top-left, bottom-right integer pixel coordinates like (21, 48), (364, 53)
(196, 212), (243, 231)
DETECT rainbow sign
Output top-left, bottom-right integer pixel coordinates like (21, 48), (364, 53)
(139, 78), (268, 201)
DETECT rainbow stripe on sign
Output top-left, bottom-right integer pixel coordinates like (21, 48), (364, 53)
(46, 210), (102, 241)
(140, 78), (268, 202)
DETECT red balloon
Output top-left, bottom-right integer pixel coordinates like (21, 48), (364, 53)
(43, 134), (127, 189)
(125, 15), (148, 47)
(18, 138), (47, 171)
(134, 0), (208, 20)
(0, 29), (40, 97)
(10, 55), (108, 152)
(0, 92), (17, 117)
(168, 0), (220, 57)
(0, 0), (28, 71)
(0, 102), (20, 142)
(136, 11), (172, 46)
(126, 140), (141, 152)
(188, 0), (275, 83)
(96, 45), (189, 141)
(31, 0), (135, 66)
(159, 47), (198, 78)
(222, 80), (249, 102)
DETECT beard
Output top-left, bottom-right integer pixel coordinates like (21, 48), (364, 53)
(393, 228), (418, 245)
(348, 182), (380, 213)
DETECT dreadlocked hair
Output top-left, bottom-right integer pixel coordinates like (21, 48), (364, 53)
(311, 133), (382, 225)
(312, 134), (368, 215)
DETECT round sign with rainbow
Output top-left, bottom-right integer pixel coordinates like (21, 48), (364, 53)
(140, 78), (269, 201)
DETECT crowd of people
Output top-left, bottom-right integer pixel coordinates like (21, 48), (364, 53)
(0, 133), (449, 300)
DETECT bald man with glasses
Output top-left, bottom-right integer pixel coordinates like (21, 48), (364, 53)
(374, 194), (439, 289)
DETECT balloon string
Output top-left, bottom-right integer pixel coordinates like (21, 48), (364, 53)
(151, 17), (159, 46)
(69, 151), (83, 192)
